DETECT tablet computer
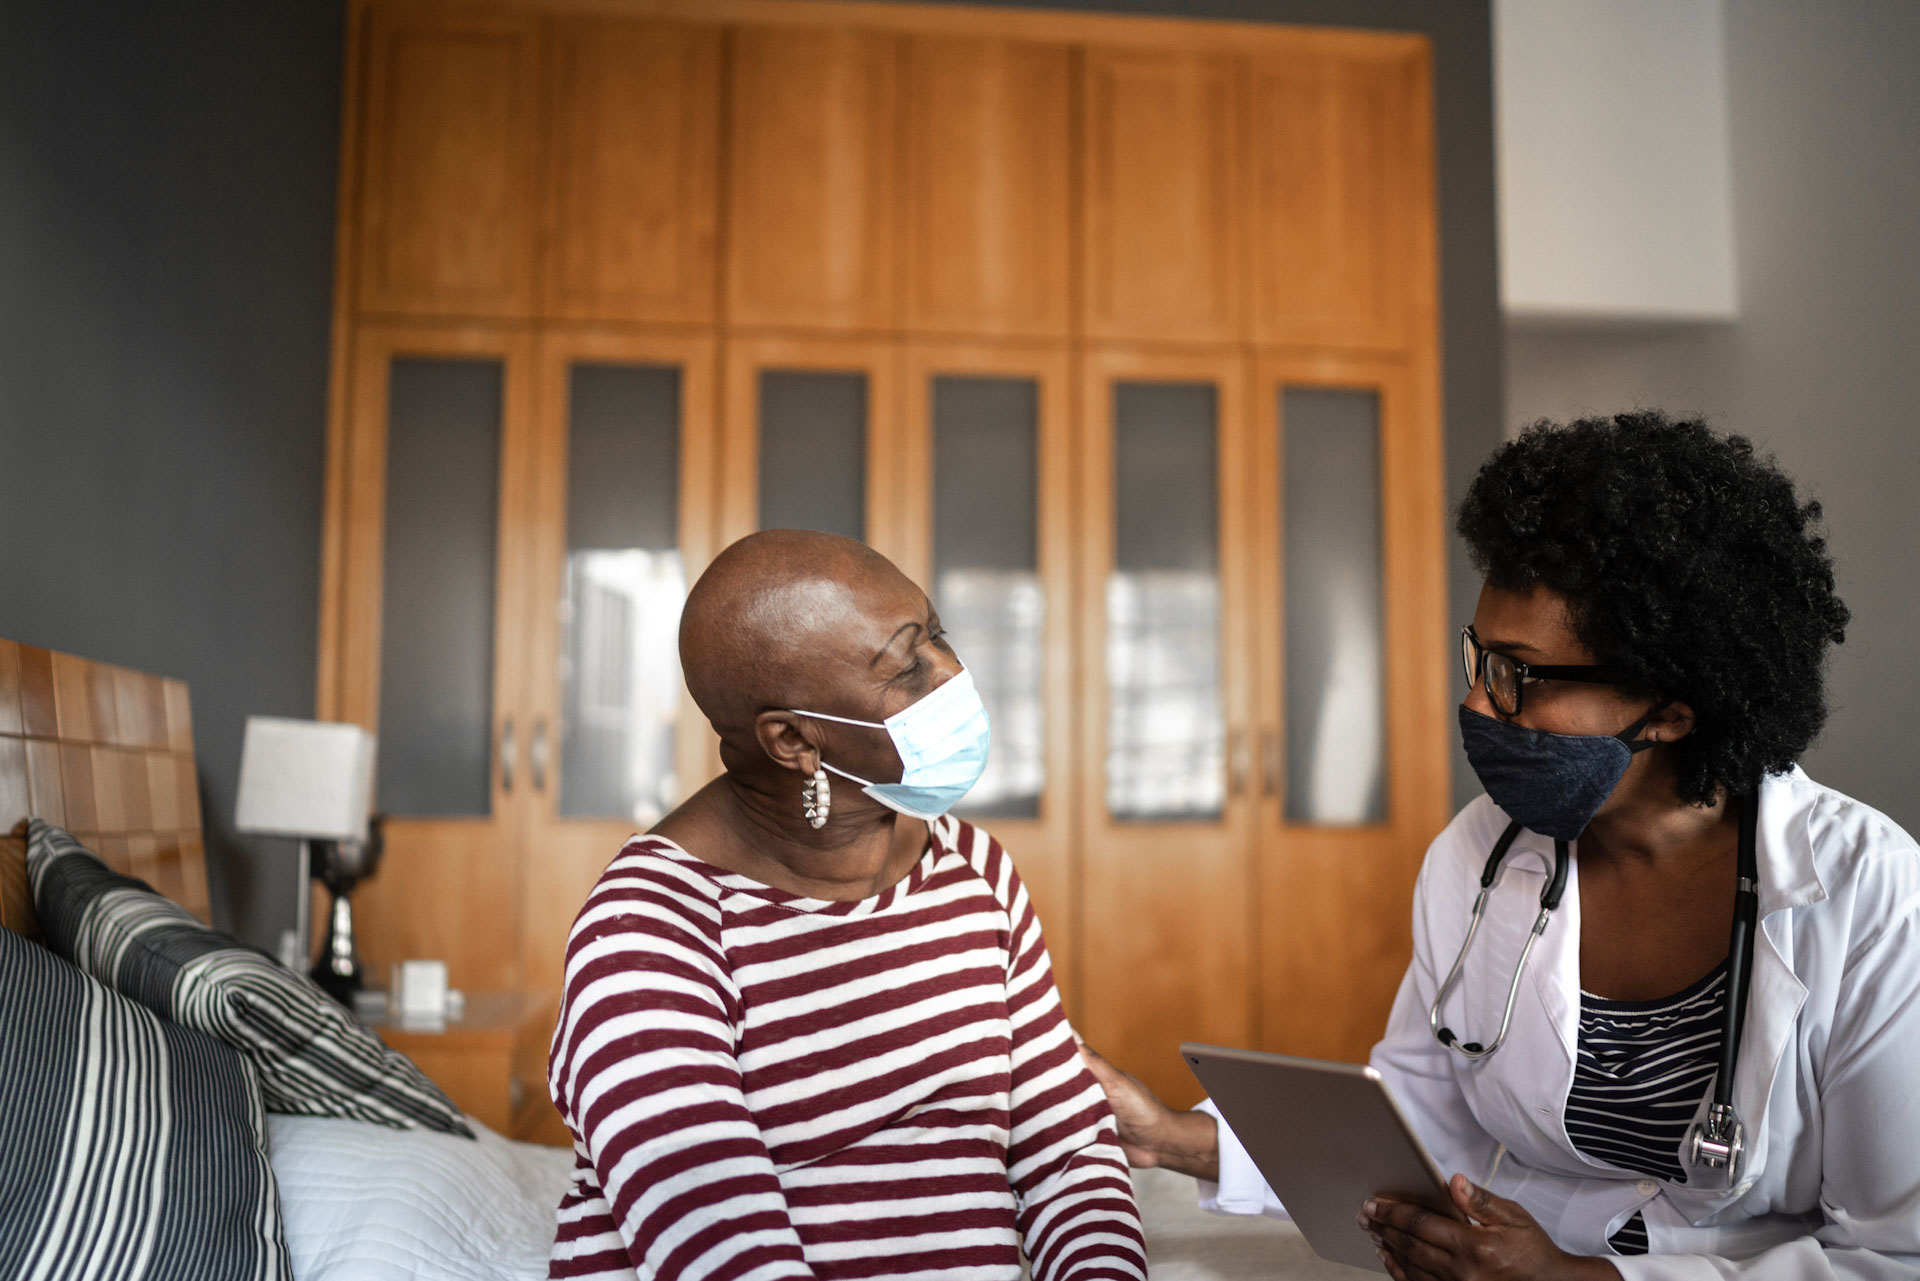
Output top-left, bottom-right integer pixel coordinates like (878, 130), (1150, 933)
(1181, 1043), (1464, 1274)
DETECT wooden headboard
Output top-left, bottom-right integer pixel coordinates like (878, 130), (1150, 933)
(0, 638), (209, 939)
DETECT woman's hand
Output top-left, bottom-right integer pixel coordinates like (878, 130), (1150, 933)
(1362, 1175), (1618, 1281)
(1078, 1044), (1220, 1180)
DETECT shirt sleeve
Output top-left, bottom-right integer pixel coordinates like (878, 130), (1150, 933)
(1193, 1097), (1289, 1218)
(549, 858), (817, 1281)
(995, 844), (1148, 1281)
(1610, 883), (1920, 1281)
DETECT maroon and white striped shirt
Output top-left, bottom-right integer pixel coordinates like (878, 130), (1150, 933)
(547, 815), (1147, 1281)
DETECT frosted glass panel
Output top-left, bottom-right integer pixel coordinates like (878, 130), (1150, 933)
(1283, 387), (1387, 824)
(758, 371), (866, 540)
(558, 364), (686, 825)
(1107, 382), (1224, 822)
(931, 376), (1043, 820)
(378, 358), (500, 817)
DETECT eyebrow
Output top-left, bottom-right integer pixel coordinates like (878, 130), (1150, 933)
(1479, 635), (1546, 657)
(869, 621), (922, 668)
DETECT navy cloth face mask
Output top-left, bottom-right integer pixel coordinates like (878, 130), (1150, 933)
(1458, 703), (1663, 842)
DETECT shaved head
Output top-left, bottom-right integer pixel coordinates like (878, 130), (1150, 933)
(680, 530), (924, 743)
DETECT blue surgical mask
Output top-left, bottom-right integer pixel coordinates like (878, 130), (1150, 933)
(1458, 702), (1664, 842)
(790, 666), (991, 821)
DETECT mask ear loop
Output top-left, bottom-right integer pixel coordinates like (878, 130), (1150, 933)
(1617, 697), (1675, 753)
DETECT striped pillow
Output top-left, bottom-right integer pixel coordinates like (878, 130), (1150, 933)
(0, 923), (292, 1280)
(26, 819), (473, 1138)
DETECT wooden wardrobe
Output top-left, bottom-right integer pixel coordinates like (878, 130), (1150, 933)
(319, 0), (1450, 1105)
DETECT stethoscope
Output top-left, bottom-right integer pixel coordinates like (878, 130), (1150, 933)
(1427, 792), (1761, 1191)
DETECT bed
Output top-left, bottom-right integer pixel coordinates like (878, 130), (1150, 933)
(0, 637), (575, 1280)
(0, 637), (1361, 1280)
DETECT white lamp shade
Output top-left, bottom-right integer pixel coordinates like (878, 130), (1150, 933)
(235, 717), (377, 841)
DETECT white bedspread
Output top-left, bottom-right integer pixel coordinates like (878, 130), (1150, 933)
(268, 1115), (574, 1281)
(268, 1118), (1369, 1280)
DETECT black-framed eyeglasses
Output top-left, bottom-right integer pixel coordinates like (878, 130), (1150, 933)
(1460, 625), (1623, 717)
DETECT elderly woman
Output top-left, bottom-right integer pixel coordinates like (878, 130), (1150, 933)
(1087, 413), (1920, 1279)
(547, 530), (1145, 1281)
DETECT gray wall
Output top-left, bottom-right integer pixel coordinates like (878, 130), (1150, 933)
(1505, 1), (1920, 833)
(887, 0), (1507, 811)
(0, 2), (343, 948)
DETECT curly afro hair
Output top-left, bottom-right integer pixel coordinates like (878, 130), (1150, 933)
(1456, 411), (1850, 806)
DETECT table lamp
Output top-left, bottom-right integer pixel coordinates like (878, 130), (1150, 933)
(235, 717), (378, 1003)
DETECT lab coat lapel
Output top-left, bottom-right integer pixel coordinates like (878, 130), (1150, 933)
(1479, 832), (1579, 1161)
(1529, 835), (1581, 1064)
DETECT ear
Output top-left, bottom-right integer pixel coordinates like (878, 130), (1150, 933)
(754, 711), (822, 775)
(1644, 697), (1696, 745)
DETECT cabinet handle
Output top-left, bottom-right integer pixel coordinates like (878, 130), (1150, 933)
(531, 718), (549, 793)
(1262, 727), (1282, 798)
(1228, 727), (1251, 797)
(500, 717), (516, 794)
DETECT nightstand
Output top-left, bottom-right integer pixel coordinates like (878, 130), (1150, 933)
(368, 991), (571, 1147)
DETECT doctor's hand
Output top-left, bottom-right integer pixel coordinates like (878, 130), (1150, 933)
(1078, 1044), (1220, 1181)
(1362, 1174), (1618, 1281)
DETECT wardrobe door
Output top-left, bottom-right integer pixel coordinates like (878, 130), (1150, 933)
(353, 6), (539, 319)
(1081, 49), (1241, 344)
(726, 27), (899, 332)
(1248, 352), (1450, 1063)
(902, 36), (1072, 338)
(323, 324), (537, 991)
(516, 330), (719, 995)
(1244, 35), (1435, 351)
(898, 343), (1078, 997)
(1076, 346), (1258, 1105)
(541, 18), (720, 324)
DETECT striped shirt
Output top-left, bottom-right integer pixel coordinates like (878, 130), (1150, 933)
(547, 815), (1147, 1281)
(1566, 962), (1727, 1256)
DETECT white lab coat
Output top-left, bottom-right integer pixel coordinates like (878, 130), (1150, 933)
(1200, 767), (1920, 1278)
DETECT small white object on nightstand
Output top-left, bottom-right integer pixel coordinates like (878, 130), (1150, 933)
(391, 959), (463, 1026)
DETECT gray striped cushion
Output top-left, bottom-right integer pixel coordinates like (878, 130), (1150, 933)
(0, 924), (291, 1281)
(27, 820), (473, 1138)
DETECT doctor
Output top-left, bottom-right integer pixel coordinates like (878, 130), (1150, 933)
(1084, 412), (1920, 1279)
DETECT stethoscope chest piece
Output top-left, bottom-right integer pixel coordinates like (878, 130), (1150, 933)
(1685, 1101), (1747, 1191)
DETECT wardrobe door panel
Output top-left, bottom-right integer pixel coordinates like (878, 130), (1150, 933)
(1248, 353), (1451, 1064)
(518, 330), (719, 997)
(900, 343), (1076, 1001)
(903, 36), (1071, 338)
(1076, 347), (1258, 1107)
(327, 324), (536, 994)
(1082, 49), (1240, 344)
(1245, 37), (1433, 350)
(726, 27), (898, 331)
(355, 7), (539, 318)
(542, 19), (720, 324)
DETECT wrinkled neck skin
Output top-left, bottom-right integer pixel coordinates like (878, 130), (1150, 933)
(1577, 744), (1735, 875)
(657, 741), (927, 903)
(732, 760), (919, 893)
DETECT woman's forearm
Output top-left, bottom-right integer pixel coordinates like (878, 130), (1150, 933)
(1152, 1108), (1221, 1182)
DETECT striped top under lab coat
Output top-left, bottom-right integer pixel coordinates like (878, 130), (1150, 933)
(547, 815), (1146, 1281)
(1566, 963), (1728, 1255)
